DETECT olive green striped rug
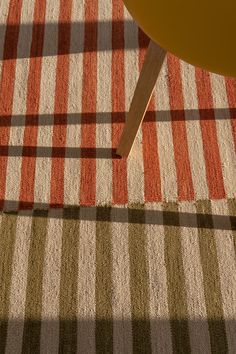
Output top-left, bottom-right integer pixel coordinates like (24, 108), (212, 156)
(0, 199), (235, 353)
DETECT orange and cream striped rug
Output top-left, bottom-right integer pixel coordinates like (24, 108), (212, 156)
(0, 0), (236, 210)
(0, 0), (236, 352)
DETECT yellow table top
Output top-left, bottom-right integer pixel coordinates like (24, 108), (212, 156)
(124, 0), (236, 77)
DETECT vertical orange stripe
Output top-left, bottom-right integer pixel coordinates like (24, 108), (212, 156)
(50, 0), (72, 207)
(0, 0), (23, 209)
(225, 78), (236, 151)
(19, 0), (46, 210)
(112, 0), (128, 205)
(139, 30), (162, 202)
(195, 68), (225, 199)
(79, 1), (98, 206)
(167, 54), (194, 200)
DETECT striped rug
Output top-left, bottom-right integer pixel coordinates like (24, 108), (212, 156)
(0, 0), (236, 210)
(0, 200), (236, 352)
(1, 0), (236, 352)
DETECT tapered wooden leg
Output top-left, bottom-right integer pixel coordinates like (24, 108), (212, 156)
(116, 40), (166, 158)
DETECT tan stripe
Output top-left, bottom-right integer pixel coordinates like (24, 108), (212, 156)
(4, 0), (35, 210)
(111, 206), (132, 354)
(180, 61), (208, 199)
(128, 204), (152, 353)
(40, 209), (63, 354)
(210, 74), (236, 198)
(163, 202), (191, 352)
(179, 202), (211, 353)
(125, 10), (145, 204)
(5, 212), (33, 354)
(64, 0), (84, 206)
(0, 213), (17, 350)
(77, 207), (96, 354)
(227, 199), (236, 254)
(211, 200), (236, 352)
(22, 211), (48, 353)
(196, 200), (228, 353)
(145, 203), (172, 353)
(34, 0), (60, 206)
(59, 208), (79, 353)
(95, 207), (113, 353)
(96, 0), (112, 205)
(155, 62), (178, 200)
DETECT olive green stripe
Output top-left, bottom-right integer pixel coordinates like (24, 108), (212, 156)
(22, 210), (48, 354)
(128, 204), (152, 354)
(196, 200), (228, 353)
(95, 207), (113, 354)
(163, 202), (191, 354)
(0, 214), (17, 353)
(227, 199), (236, 254)
(59, 208), (80, 354)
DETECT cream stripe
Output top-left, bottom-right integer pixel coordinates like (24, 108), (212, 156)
(180, 61), (208, 200)
(4, 0), (35, 210)
(40, 209), (63, 354)
(179, 202), (211, 354)
(77, 207), (96, 354)
(211, 200), (236, 353)
(111, 206), (132, 354)
(145, 203), (172, 354)
(34, 0), (60, 206)
(155, 62), (178, 200)
(95, 0), (112, 205)
(5, 212), (33, 354)
(64, 0), (85, 206)
(210, 74), (236, 198)
(125, 10), (145, 204)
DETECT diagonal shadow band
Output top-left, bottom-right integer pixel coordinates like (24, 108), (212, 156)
(0, 20), (145, 60)
(0, 108), (235, 127)
(0, 146), (120, 159)
(2, 202), (236, 230)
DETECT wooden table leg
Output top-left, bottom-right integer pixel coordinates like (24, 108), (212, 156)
(116, 40), (166, 158)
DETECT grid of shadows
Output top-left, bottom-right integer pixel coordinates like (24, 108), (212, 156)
(0, 109), (235, 127)
(2, 203), (236, 230)
(0, 20), (145, 60)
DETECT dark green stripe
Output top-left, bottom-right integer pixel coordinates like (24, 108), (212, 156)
(22, 210), (48, 353)
(128, 204), (152, 354)
(95, 207), (113, 354)
(0, 213), (17, 352)
(196, 200), (228, 353)
(163, 202), (191, 354)
(59, 208), (80, 354)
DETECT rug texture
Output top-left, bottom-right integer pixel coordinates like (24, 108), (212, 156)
(0, 201), (236, 353)
(0, 0), (236, 353)
(0, 0), (236, 210)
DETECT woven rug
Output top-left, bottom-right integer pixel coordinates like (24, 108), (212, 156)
(0, 0), (236, 352)
(0, 0), (236, 210)
(0, 201), (236, 353)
